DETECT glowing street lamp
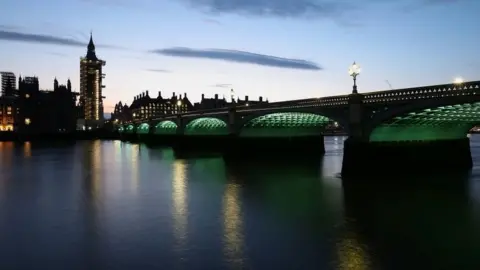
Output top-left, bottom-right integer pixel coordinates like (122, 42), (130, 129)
(453, 77), (464, 84)
(348, 62), (361, 94)
(176, 100), (182, 106)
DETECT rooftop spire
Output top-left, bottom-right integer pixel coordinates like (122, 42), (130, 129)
(86, 31), (98, 60)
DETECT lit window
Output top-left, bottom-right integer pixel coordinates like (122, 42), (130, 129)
(25, 94), (30, 98)
(25, 118), (31, 125)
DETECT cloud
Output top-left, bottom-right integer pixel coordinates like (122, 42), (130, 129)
(151, 47), (321, 70)
(145, 68), (171, 73)
(177, 0), (351, 19)
(211, 83), (232, 88)
(175, 0), (467, 20)
(203, 18), (222, 25)
(0, 30), (121, 49)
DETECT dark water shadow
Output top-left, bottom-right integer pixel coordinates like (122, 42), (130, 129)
(342, 172), (480, 270)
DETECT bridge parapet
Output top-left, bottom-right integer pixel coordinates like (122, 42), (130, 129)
(362, 80), (480, 104)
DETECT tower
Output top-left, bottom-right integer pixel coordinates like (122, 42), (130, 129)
(1, 72), (16, 97)
(80, 32), (106, 125)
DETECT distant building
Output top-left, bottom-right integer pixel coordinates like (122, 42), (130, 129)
(193, 92), (268, 110)
(1, 72), (16, 97)
(18, 76), (78, 133)
(112, 101), (132, 124)
(79, 33), (106, 127)
(128, 91), (193, 121)
(0, 96), (16, 131)
(112, 91), (268, 122)
(193, 94), (229, 110)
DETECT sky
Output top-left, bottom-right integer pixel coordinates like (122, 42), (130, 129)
(0, 0), (479, 113)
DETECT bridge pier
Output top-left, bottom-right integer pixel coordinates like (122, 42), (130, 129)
(341, 138), (473, 178)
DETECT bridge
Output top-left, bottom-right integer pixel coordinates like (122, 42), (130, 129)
(118, 80), (480, 177)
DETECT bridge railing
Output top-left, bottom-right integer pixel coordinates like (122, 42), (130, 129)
(362, 80), (480, 104)
(127, 94), (351, 125)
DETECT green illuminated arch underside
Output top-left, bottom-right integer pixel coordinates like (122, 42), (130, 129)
(370, 103), (480, 142)
(241, 112), (332, 137)
(137, 123), (150, 134)
(185, 117), (228, 135)
(155, 120), (177, 135)
(125, 124), (135, 134)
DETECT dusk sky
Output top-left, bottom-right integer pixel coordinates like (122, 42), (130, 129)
(0, 0), (478, 113)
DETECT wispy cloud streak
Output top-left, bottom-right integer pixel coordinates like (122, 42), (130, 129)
(0, 30), (121, 49)
(175, 0), (468, 21)
(145, 68), (171, 73)
(151, 47), (321, 70)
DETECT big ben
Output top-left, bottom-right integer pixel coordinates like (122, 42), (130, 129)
(80, 33), (106, 126)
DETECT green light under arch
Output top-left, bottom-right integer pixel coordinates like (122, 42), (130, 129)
(240, 112), (332, 137)
(370, 102), (480, 142)
(118, 126), (124, 133)
(125, 124), (135, 134)
(184, 117), (228, 136)
(155, 120), (177, 135)
(137, 123), (150, 134)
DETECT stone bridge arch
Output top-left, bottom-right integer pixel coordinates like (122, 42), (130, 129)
(154, 120), (177, 135)
(124, 124), (136, 134)
(236, 107), (349, 132)
(366, 98), (480, 142)
(137, 123), (150, 134)
(183, 117), (229, 136)
(237, 111), (345, 137)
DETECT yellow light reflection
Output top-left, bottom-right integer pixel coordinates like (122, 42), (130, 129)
(90, 140), (102, 198)
(0, 142), (14, 194)
(222, 182), (246, 268)
(335, 231), (371, 270)
(172, 159), (188, 253)
(130, 144), (139, 193)
(23, 142), (32, 158)
(0, 142), (13, 165)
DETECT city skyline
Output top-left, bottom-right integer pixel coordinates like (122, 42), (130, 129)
(0, 0), (478, 113)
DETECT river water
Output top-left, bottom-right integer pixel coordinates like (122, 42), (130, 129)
(1, 136), (480, 269)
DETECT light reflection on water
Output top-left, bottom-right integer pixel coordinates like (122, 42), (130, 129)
(0, 137), (480, 269)
(222, 181), (246, 269)
(172, 159), (189, 256)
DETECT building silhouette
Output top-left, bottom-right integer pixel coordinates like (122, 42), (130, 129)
(193, 92), (268, 110)
(112, 91), (268, 123)
(18, 76), (77, 133)
(112, 101), (132, 123)
(126, 91), (193, 121)
(79, 33), (106, 127)
(1, 72), (16, 97)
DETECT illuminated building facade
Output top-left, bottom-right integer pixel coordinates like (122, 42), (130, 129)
(80, 33), (106, 126)
(1, 71), (16, 97)
(0, 96), (16, 131)
(128, 91), (193, 121)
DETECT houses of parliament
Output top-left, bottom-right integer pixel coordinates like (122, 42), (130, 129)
(0, 34), (106, 133)
(0, 33), (268, 134)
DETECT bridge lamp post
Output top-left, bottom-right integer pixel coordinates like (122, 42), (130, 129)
(348, 62), (361, 94)
(454, 77), (464, 85)
(176, 100), (182, 114)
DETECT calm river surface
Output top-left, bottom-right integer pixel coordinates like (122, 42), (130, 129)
(1, 136), (480, 269)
